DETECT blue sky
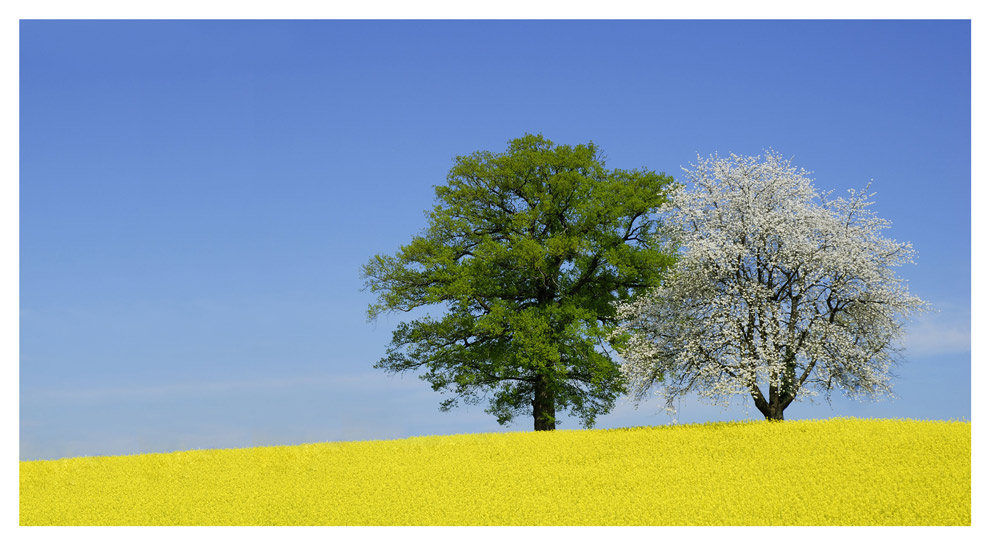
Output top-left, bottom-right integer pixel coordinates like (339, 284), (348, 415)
(18, 20), (971, 460)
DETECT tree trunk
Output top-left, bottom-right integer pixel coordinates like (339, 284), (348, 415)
(758, 380), (789, 421)
(754, 401), (786, 421)
(752, 389), (786, 421)
(532, 375), (556, 431)
(754, 403), (785, 421)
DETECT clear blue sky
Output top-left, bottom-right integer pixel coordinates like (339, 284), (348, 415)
(19, 20), (971, 460)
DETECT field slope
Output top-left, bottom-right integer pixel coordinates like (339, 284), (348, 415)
(20, 417), (970, 525)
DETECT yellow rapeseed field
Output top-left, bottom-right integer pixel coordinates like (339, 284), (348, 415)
(19, 417), (969, 525)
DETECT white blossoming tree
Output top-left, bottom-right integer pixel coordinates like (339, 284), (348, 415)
(614, 151), (930, 421)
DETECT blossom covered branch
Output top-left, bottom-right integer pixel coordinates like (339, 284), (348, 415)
(613, 151), (930, 421)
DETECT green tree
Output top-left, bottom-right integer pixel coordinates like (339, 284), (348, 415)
(362, 134), (675, 430)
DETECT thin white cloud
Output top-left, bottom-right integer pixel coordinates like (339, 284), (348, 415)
(901, 313), (971, 357)
(23, 370), (423, 404)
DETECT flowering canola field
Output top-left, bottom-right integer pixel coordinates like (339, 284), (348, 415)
(19, 417), (969, 525)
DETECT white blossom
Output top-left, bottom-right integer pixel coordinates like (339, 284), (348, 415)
(613, 151), (930, 420)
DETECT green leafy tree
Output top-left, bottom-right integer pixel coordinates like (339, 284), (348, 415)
(362, 134), (675, 430)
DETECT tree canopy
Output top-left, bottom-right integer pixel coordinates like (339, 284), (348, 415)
(614, 151), (930, 421)
(363, 134), (676, 430)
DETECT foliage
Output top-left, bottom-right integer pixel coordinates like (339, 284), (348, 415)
(614, 151), (930, 420)
(19, 418), (970, 525)
(362, 134), (675, 429)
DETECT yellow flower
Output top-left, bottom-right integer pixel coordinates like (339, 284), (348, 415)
(19, 417), (970, 526)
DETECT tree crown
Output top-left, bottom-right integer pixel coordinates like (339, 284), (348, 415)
(363, 134), (676, 428)
(615, 151), (930, 420)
